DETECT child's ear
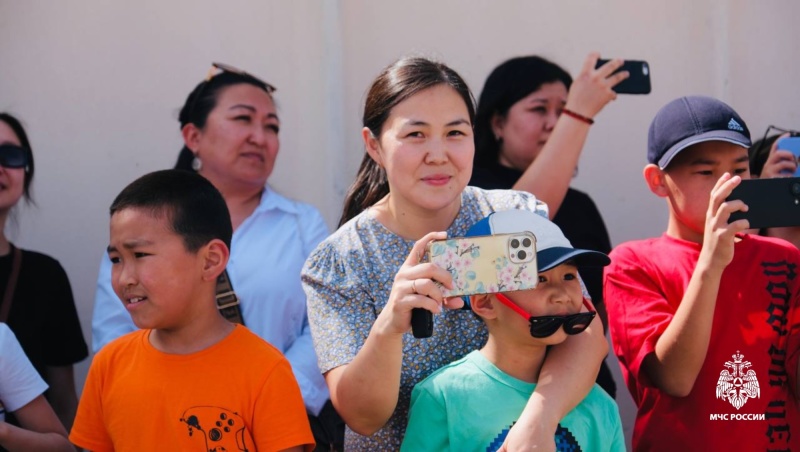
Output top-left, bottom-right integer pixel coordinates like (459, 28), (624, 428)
(643, 164), (669, 198)
(200, 239), (230, 282)
(471, 294), (499, 320)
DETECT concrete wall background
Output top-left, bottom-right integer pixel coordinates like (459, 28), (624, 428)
(2, 1), (798, 447)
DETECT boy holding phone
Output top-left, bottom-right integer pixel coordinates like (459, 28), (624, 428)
(401, 210), (624, 452)
(604, 96), (800, 450)
(70, 170), (314, 451)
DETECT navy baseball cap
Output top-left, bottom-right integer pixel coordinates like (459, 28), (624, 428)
(648, 95), (751, 169)
(465, 210), (610, 272)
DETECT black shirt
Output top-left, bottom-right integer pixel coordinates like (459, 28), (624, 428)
(2, 245), (88, 377)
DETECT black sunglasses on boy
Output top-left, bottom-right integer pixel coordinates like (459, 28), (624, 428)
(495, 293), (597, 338)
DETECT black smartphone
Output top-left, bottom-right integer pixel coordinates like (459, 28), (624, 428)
(595, 59), (651, 94)
(727, 177), (800, 229)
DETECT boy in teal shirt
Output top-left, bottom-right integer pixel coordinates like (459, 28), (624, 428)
(402, 210), (624, 452)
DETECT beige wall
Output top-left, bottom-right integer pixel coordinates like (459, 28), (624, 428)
(1, 0), (798, 447)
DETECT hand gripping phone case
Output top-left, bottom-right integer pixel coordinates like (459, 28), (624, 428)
(427, 232), (538, 297)
(727, 177), (800, 229)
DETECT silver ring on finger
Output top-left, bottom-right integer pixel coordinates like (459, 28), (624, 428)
(411, 279), (418, 294)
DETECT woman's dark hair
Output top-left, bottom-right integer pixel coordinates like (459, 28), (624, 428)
(0, 113), (35, 202)
(338, 57), (476, 227)
(174, 71), (273, 171)
(748, 134), (782, 177)
(473, 56), (572, 168)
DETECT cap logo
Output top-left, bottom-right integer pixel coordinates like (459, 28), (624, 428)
(728, 118), (744, 132)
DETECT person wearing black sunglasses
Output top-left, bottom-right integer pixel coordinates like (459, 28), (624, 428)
(402, 209), (622, 451)
(0, 113), (89, 434)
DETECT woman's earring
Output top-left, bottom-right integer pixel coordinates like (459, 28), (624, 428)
(191, 155), (203, 171)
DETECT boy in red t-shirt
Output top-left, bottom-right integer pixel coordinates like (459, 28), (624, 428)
(70, 170), (314, 451)
(604, 96), (800, 451)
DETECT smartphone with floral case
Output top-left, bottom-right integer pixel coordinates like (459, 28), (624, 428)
(426, 232), (538, 297)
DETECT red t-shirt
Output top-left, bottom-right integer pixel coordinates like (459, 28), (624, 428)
(605, 233), (800, 451)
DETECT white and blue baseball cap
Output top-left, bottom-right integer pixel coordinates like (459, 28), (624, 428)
(465, 210), (610, 271)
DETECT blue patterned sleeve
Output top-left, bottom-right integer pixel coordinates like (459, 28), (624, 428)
(302, 239), (375, 374)
(512, 189), (549, 219)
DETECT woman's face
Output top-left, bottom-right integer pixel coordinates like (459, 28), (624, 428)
(188, 83), (280, 192)
(0, 121), (26, 212)
(366, 84), (474, 214)
(492, 81), (568, 171)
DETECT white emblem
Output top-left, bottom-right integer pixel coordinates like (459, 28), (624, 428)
(728, 118), (744, 132)
(716, 351), (760, 410)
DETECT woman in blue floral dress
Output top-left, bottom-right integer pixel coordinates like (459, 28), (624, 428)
(302, 57), (608, 451)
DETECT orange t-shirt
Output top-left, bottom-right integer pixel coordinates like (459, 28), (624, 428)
(70, 325), (314, 451)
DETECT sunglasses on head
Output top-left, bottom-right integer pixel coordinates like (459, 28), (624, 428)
(494, 292), (596, 338)
(0, 144), (30, 169)
(204, 62), (277, 93)
(188, 62), (277, 120)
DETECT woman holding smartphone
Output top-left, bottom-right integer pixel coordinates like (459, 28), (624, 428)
(302, 56), (608, 450)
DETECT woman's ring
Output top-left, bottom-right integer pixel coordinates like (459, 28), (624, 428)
(411, 280), (418, 294)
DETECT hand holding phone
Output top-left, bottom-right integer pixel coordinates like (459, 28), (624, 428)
(727, 177), (800, 229)
(427, 233), (538, 298)
(776, 136), (800, 176)
(595, 58), (651, 94)
(411, 232), (539, 338)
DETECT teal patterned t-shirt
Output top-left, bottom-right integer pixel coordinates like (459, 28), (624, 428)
(402, 350), (625, 452)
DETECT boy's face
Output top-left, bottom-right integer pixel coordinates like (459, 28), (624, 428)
(660, 141), (750, 239)
(107, 207), (208, 331)
(495, 262), (584, 345)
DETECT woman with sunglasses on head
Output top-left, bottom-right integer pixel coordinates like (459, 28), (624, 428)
(0, 113), (88, 433)
(302, 57), (608, 450)
(470, 54), (627, 398)
(90, 64), (341, 450)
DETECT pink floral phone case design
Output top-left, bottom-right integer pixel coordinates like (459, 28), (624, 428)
(426, 232), (538, 297)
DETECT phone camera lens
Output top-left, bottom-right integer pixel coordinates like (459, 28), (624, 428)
(510, 239), (520, 249)
(792, 182), (800, 197)
(517, 250), (527, 260)
(522, 238), (531, 248)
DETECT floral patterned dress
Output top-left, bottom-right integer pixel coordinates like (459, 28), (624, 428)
(302, 186), (546, 451)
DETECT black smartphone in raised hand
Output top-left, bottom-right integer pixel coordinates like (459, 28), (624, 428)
(727, 177), (800, 229)
(595, 59), (651, 94)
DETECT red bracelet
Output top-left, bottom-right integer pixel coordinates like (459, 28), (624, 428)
(561, 108), (594, 125)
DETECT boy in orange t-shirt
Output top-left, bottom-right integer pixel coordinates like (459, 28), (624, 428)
(70, 170), (314, 451)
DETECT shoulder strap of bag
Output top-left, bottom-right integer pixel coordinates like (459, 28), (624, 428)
(216, 269), (244, 325)
(0, 244), (23, 323)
